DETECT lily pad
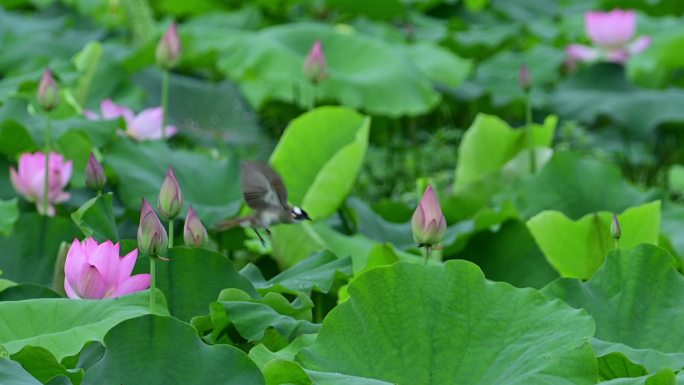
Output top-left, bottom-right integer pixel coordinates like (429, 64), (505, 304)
(543, 244), (684, 372)
(527, 201), (661, 279)
(270, 107), (370, 220)
(216, 23), (441, 116)
(105, 137), (241, 225)
(298, 260), (597, 384)
(82, 315), (265, 385)
(0, 291), (166, 361)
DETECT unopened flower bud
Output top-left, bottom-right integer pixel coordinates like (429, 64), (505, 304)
(85, 153), (107, 191)
(183, 205), (208, 247)
(304, 40), (327, 84)
(138, 198), (168, 256)
(411, 185), (447, 247)
(519, 64), (532, 92)
(37, 69), (60, 111)
(611, 213), (621, 240)
(157, 167), (183, 219)
(156, 22), (181, 69)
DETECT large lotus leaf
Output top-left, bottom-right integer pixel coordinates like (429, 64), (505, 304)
(549, 63), (684, 135)
(527, 201), (661, 279)
(0, 359), (41, 385)
(216, 23), (440, 116)
(298, 261), (597, 385)
(82, 315), (265, 385)
(0, 285), (60, 301)
(0, 291), (166, 361)
(661, 202), (684, 266)
(70, 193), (118, 243)
(455, 113), (556, 189)
(240, 251), (352, 295)
(0, 120), (35, 157)
(0, 199), (18, 237)
(10, 346), (81, 385)
(156, 247), (258, 321)
(105, 137), (241, 225)
(473, 44), (566, 106)
(249, 335), (394, 385)
(511, 151), (653, 219)
(543, 244), (684, 372)
(132, 68), (263, 149)
(270, 107), (370, 220)
(0, 213), (81, 285)
(599, 370), (677, 385)
(402, 42), (472, 87)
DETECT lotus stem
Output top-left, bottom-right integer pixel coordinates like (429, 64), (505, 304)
(43, 115), (52, 215)
(525, 89), (536, 173)
(168, 218), (174, 248)
(149, 255), (156, 313)
(161, 68), (169, 139)
(424, 245), (432, 266)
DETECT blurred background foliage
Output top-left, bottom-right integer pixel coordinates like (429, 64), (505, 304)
(1, 0), (684, 284)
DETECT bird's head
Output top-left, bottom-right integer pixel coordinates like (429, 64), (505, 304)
(291, 206), (312, 221)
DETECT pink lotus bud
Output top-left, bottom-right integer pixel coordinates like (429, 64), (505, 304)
(64, 237), (150, 299)
(519, 64), (532, 91)
(304, 40), (327, 84)
(85, 153), (107, 191)
(411, 185), (447, 247)
(9, 151), (72, 216)
(37, 69), (60, 111)
(156, 22), (182, 69)
(183, 205), (207, 247)
(157, 167), (183, 219)
(138, 198), (168, 256)
(611, 213), (621, 240)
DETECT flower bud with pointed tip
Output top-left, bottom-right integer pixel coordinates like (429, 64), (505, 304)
(138, 198), (168, 257)
(411, 185), (447, 247)
(304, 40), (327, 84)
(85, 153), (107, 191)
(183, 205), (208, 247)
(519, 64), (532, 91)
(611, 213), (621, 240)
(37, 69), (60, 111)
(156, 22), (181, 69)
(157, 167), (183, 219)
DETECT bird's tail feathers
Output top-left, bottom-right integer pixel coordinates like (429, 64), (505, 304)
(214, 216), (254, 231)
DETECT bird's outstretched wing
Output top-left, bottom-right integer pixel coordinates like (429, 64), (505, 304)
(241, 162), (289, 210)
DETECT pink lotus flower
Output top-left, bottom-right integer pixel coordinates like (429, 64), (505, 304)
(304, 40), (327, 84)
(411, 185), (447, 247)
(567, 9), (651, 65)
(85, 99), (177, 141)
(64, 237), (150, 299)
(10, 151), (72, 216)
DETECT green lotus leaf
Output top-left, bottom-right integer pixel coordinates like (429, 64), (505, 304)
(82, 315), (265, 385)
(543, 244), (684, 372)
(298, 261), (597, 384)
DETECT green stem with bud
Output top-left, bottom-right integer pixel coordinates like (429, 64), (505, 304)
(149, 256), (156, 313)
(525, 89), (536, 174)
(43, 116), (52, 215)
(168, 219), (174, 248)
(423, 245), (432, 266)
(161, 69), (170, 139)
